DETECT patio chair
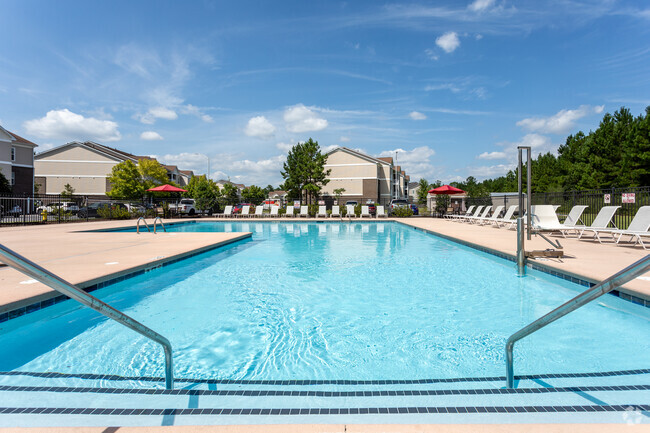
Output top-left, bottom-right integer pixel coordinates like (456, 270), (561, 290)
(376, 205), (388, 218)
(587, 206), (650, 249)
(578, 206), (621, 242)
(476, 205), (504, 226)
(299, 205), (309, 218)
(215, 205), (232, 218)
(285, 205), (295, 218)
(447, 205), (475, 220)
(330, 205), (341, 218)
(530, 205), (571, 236)
(239, 205), (250, 218)
(457, 205), (483, 222)
(269, 205), (279, 218)
(316, 206), (328, 218)
(466, 206), (491, 224)
(253, 205), (264, 218)
(360, 206), (372, 218)
(493, 205), (518, 228)
(559, 205), (589, 236)
(346, 204), (356, 218)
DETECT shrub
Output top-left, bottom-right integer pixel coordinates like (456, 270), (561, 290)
(391, 207), (414, 217)
(98, 204), (131, 220)
(354, 204), (362, 217)
(308, 204), (319, 217)
(278, 207), (286, 216)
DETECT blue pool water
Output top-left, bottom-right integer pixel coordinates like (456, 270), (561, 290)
(1, 221), (649, 383)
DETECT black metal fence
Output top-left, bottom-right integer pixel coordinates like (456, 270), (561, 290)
(0, 194), (211, 226)
(468, 186), (650, 230)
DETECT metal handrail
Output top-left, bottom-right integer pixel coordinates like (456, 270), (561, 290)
(136, 217), (150, 234)
(0, 243), (174, 389)
(153, 217), (166, 234)
(505, 254), (650, 388)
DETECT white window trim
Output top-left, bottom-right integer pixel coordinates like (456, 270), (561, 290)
(0, 160), (33, 168)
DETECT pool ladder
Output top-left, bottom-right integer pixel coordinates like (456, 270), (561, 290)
(0, 243), (174, 390)
(505, 254), (650, 388)
(137, 217), (166, 234)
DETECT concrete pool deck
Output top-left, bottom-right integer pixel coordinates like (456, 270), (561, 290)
(0, 219), (251, 315)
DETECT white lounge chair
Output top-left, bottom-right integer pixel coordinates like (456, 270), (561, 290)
(476, 205), (504, 226)
(466, 206), (491, 224)
(316, 206), (328, 218)
(457, 205), (483, 222)
(589, 206), (650, 249)
(578, 206), (621, 242)
(269, 205), (279, 218)
(330, 205), (341, 218)
(239, 205), (250, 218)
(495, 205), (518, 228)
(360, 205), (372, 218)
(346, 204), (356, 218)
(448, 205), (475, 220)
(253, 206), (264, 218)
(299, 205), (309, 218)
(376, 205), (387, 218)
(215, 205), (232, 218)
(530, 205), (571, 236)
(285, 205), (295, 218)
(559, 205), (589, 236)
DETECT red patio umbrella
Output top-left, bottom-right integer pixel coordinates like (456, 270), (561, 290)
(146, 184), (187, 192)
(428, 185), (466, 195)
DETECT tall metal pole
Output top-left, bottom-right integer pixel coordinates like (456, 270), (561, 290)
(517, 148), (525, 275)
(526, 147), (532, 240)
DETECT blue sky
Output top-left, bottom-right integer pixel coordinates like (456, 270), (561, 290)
(1, 0), (649, 186)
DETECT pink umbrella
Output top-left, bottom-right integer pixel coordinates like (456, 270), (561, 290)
(146, 184), (187, 192)
(428, 185), (466, 195)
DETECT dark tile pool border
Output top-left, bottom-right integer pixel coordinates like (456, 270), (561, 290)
(399, 221), (650, 309)
(0, 233), (251, 323)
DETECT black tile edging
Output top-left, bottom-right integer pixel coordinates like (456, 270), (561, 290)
(1, 384), (647, 397)
(398, 221), (650, 309)
(0, 404), (647, 416)
(0, 233), (252, 323)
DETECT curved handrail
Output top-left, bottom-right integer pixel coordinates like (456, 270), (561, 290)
(136, 217), (150, 234)
(505, 254), (650, 388)
(153, 217), (166, 234)
(0, 243), (174, 390)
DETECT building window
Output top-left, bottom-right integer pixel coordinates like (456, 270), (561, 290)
(11, 147), (15, 161)
(11, 171), (15, 186)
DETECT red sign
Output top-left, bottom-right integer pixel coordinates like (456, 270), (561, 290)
(622, 193), (635, 204)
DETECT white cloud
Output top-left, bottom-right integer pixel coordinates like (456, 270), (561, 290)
(468, 0), (496, 12)
(436, 32), (460, 53)
(409, 111), (427, 120)
(135, 106), (178, 124)
(276, 141), (297, 153)
(24, 109), (121, 142)
(516, 105), (604, 134)
(468, 164), (513, 178)
(378, 146), (436, 180)
(424, 48), (439, 61)
(477, 151), (506, 160)
(140, 131), (163, 141)
(283, 104), (328, 133)
(339, 136), (351, 142)
(245, 116), (276, 138)
(475, 34), (484, 40)
(180, 104), (213, 123)
(424, 83), (462, 93)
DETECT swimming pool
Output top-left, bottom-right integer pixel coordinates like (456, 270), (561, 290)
(1, 221), (648, 384)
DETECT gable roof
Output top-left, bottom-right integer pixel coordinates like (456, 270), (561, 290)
(326, 147), (392, 166)
(35, 141), (147, 162)
(0, 126), (38, 147)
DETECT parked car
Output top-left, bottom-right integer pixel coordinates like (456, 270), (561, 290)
(389, 199), (409, 213)
(410, 204), (419, 215)
(36, 201), (80, 214)
(365, 203), (377, 215)
(78, 202), (126, 218)
(232, 203), (254, 214)
(169, 198), (198, 216)
(6, 205), (23, 217)
(345, 200), (359, 206)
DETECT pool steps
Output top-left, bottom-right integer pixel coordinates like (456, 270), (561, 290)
(1, 370), (648, 426)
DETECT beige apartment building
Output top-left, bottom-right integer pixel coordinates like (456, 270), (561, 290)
(0, 126), (38, 195)
(35, 141), (193, 196)
(321, 147), (409, 205)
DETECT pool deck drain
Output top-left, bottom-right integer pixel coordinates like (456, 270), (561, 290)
(0, 219), (251, 315)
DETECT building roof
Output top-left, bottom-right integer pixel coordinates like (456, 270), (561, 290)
(408, 182), (419, 189)
(326, 146), (393, 166)
(179, 170), (194, 176)
(269, 190), (287, 196)
(3, 129), (38, 147)
(377, 157), (393, 164)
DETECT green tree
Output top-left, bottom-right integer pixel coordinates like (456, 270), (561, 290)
(281, 138), (331, 204)
(241, 185), (266, 205)
(61, 183), (75, 199)
(333, 187), (346, 205)
(0, 171), (12, 194)
(191, 176), (221, 212)
(107, 160), (144, 199)
(264, 185), (275, 196)
(138, 159), (169, 190)
(221, 182), (240, 205)
(416, 178), (430, 205)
